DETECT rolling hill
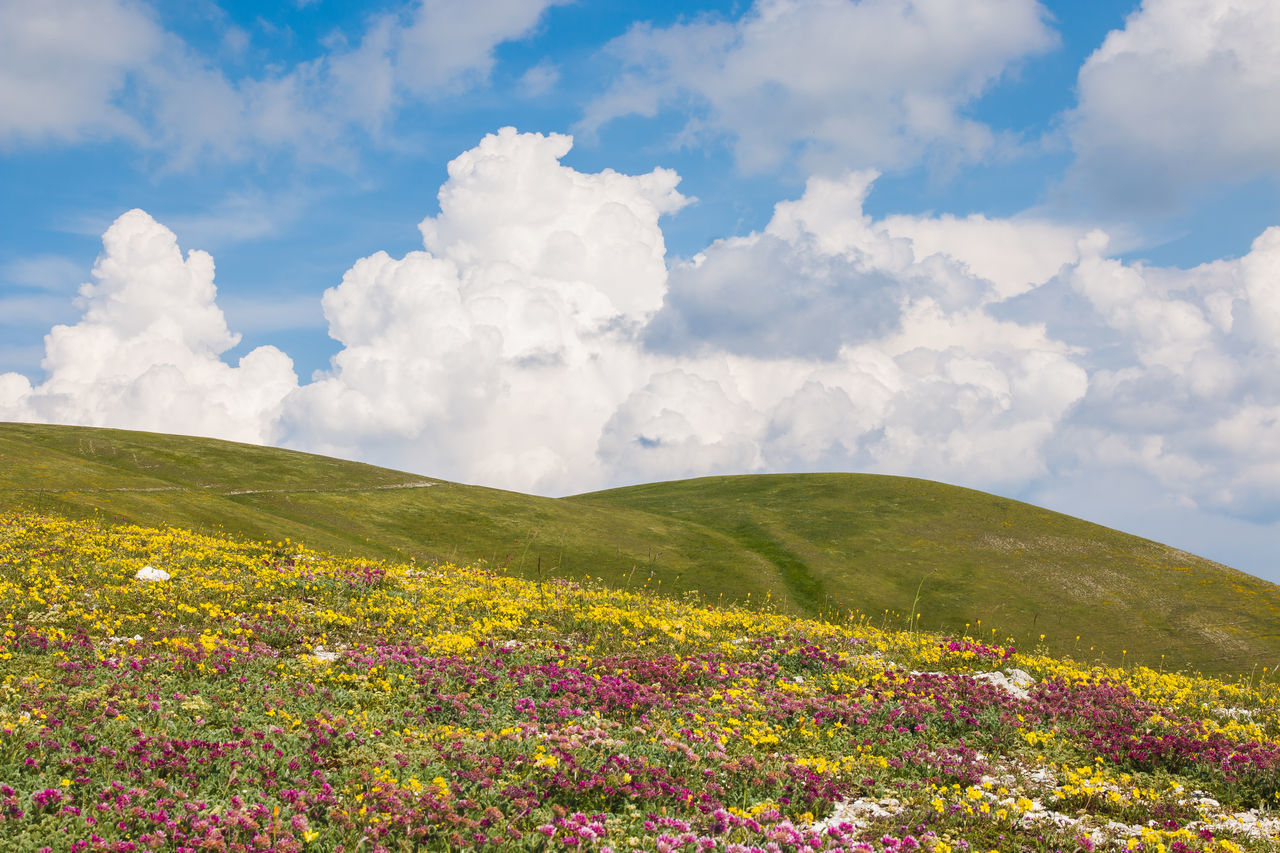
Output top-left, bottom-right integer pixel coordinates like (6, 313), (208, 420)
(2, 420), (1277, 677)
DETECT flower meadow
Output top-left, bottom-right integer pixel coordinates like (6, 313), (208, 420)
(1, 513), (1279, 853)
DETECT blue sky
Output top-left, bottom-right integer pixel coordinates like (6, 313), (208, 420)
(4, 0), (1280, 583)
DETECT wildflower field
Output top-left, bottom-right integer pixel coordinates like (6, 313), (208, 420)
(1, 512), (1278, 852)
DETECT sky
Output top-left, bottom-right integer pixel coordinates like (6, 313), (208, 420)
(3, 0), (1280, 583)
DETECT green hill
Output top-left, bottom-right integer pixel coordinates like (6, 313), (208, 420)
(572, 475), (1280, 678)
(2, 420), (1278, 677)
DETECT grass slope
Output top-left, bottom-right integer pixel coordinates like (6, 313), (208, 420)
(0, 422), (788, 606)
(3, 422), (1278, 677)
(571, 475), (1280, 678)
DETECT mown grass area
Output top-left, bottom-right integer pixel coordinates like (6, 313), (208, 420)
(1, 511), (1278, 852)
(3, 422), (1279, 678)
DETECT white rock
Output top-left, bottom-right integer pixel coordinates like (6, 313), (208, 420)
(312, 647), (339, 663)
(968, 668), (1036, 699)
(134, 566), (170, 582)
(105, 635), (142, 646)
(1105, 820), (1140, 837)
(1005, 668), (1036, 688)
(1215, 707), (1255, 719)
(809, 796), (904, 834)
(1026, 767), (1057, 786)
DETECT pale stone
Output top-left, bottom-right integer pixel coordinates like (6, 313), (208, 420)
(134, 566), (170, 582)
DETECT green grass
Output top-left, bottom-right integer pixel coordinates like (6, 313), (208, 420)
(0, 422), (789, 604)
(571, 474), (1280, 678)
(3, 420), (1279, 678)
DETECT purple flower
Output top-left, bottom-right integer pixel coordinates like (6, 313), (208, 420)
(31, 789), (63, 809)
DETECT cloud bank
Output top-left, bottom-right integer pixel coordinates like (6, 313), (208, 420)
(5, 126), (1279, 549)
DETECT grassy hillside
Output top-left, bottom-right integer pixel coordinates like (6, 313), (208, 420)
(3, 421), (1278, 677)
(571, 475), (1280, 678)
(1, 512), (1278, 851)
(0, 422), (791, 605)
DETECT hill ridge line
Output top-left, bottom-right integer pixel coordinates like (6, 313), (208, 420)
(5, 421), (1279, 678)
(0, 481), (439, 496)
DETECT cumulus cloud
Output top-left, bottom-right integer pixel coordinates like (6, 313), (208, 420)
(1067, 0), (1280, 206)
(579, 0), (1058, 173)
(649, 171), (1088, 360)
(281, 128), (688, 490)
(8, 126), (1280, 555)
(879, 212), (1083, 301)
(0, 0), (563, 162)
(279, 129), (1088, 494)
(1003, 225), (1280, 519)
(269, 129), (1280, 526)
(0, 210), (297, 442)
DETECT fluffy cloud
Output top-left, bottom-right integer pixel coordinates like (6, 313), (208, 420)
(649, 170), (1087, 360)
(282, 129), (1087, 494)
(879, 212), (1083, 301)
(0, 210), (297, 442)
(0, 0), (161, 144)
(281, 128), (688, 490)
(8, 127), (1280, 548)
(0, 0), (564, 162)
(580, 0), (1057, 172)
(1068, 0), (1280, 206)
(1004, 225), (1280, 518)
(394, 0), (569, 97)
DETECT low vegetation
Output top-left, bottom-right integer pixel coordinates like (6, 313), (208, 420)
(1, 511), (1278, 851)
(3, 422), (1279, 678)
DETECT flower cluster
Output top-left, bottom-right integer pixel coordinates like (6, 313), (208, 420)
(0, 511), (1277, 851)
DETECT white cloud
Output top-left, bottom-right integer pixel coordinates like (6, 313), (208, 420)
(1007, 225), (1280, 519)
(598, 368), (767, 483)
(1239, 226), (1280, 343)
(282, 128), (688, 490)
(0, 209), (297, 443)
(1, 254), (87, 293)
(580, 0), (1058, 173)
(1067, 0), (1280, 206)
(394, 0), (566, 96)
(281, 129), (1088, 494)
(880, 212), (1082, 300)
(277, 129), (1280, 530)
(518, 60), (560, 98)
(0, 0), (564, 163)
(0, 0), (161, 144)
(8, 127), (1280, 577)
(649, 171), (1086, 360)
